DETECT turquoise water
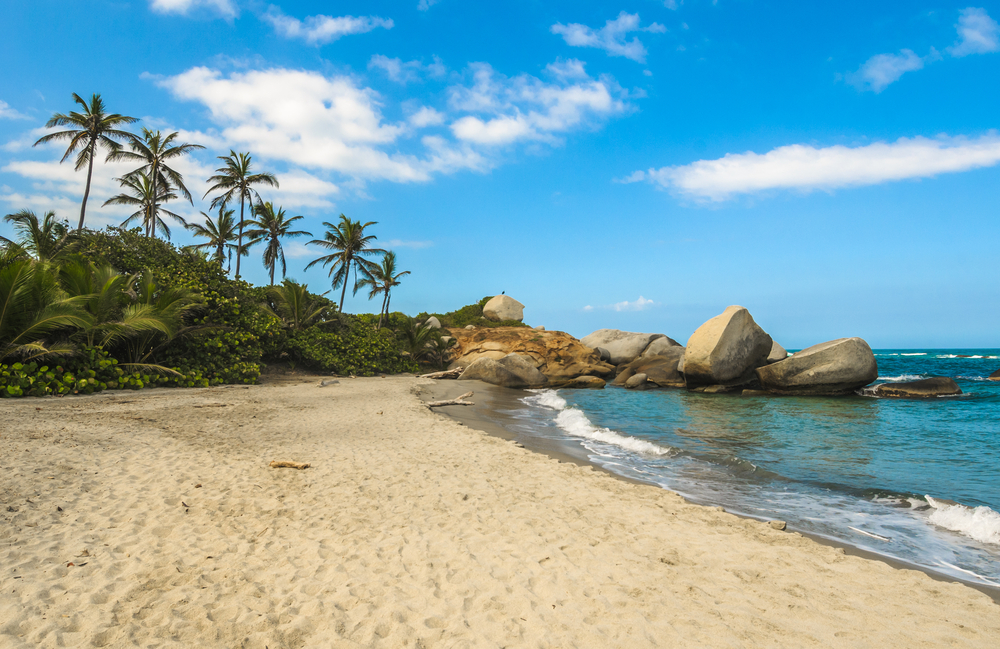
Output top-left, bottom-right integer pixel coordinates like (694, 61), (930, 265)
(502, 349), (1000, 586)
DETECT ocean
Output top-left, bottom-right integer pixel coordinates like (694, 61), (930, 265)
(493, 349), (1000, 587)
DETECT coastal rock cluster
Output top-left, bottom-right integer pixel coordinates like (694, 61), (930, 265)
(448, 296), (960, 399)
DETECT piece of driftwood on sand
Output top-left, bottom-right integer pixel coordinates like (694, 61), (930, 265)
(427, 391), (475, 408)
(269, 461), (311, 469)
(419, 368), (464, 379)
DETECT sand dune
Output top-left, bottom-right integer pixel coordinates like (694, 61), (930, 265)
(1, 376), (998, 648)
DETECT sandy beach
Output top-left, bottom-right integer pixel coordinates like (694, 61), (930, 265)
(1, 376), (998, 648)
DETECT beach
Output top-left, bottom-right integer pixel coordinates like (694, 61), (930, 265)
(2, 376), (999, 648)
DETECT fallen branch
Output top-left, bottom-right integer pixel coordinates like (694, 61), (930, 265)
(269, 461), (310, 470)
(419, 368), (464, 380)
(427, 391), (475, 408)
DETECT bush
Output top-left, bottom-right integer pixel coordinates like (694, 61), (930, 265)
(417, 296), (528, 329)
(284, 321), (418, 376)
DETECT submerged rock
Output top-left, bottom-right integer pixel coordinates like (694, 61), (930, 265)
(756, 337), (878, 395)
(459, 353), (548, 388)
(683, 306), (772, 387)
(580, 329), (671, 365)
(873, 377), (962, 398)
(482, 295), (524, 322)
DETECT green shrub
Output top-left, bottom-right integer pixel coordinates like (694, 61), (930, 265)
(284, 321), (417, 376)
(417, 295), (528, 329)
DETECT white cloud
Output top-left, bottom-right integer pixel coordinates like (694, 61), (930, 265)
(0, 100), (29, 120)
(636, 133), (1000, 201)
(369, 55), (445, 84)
(848, 49), (929, 93)
(551, 12), (666, 63)
(613, 296), (655, 312)
(949, 7), (1000, 57)
(386, 238), (433, 249)
(263, 6), (393, 45)
(149, 0), (236, 18)
(545, 58), (589, 80)
(417, 0), (441, 10)
(408, 106), (446, 127)
(446, 62), (628, 145)
(583, 305), (594, 312)
(265, 169), (340, 209)
(614, 170), (647, 184)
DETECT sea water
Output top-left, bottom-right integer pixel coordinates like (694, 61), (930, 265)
(497, 350), (1000, 586)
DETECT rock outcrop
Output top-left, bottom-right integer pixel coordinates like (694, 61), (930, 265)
(424, 316), (442, 329)
(756, 337), (878, 395)
(482, 295), (524, 322)
(624, 373), (649, 389)
(641, 336), (682, 358)
(580, 329), (674, 365)
(682, 306), (772, 386)
(448, 327), (614, 386)
(989, 369), (1000, 381)
(873, 377), (962, 398)
(562, 375), (607, 389)
(614, 346), (686, 389)
(459, 353), (548, 388)
(767, 340), (788, 364)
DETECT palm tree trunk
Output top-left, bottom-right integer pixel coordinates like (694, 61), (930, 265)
(269, 250), (275, 286)
(78, 141), (96, 231)
(384, 292), (391, 323)
(378, 292), (388, 329)
(149, 162), (158, 239)
(235, 196), (245, 279)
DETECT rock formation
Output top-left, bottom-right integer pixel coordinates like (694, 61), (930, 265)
(459, 353), (548, 388)
(756, 337), (878, 395)
(873, 377), (962, 398)
(482, 295), (524, 322)
(448, 327), (614, 386)
(614, 347), (686, 389)
(767, 340), (788, 364)
(682, 306), (772, 387)
(424, 316), (442, 329)
(989, 369), (1000, 381)
(580, 330), (676, 365)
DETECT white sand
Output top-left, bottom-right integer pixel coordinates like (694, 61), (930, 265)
(1, 376), (998, 648)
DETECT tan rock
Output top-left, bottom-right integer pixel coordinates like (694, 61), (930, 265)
(563, 375), (607, 389)
(613, 347), (685, 389)
(483, 295), (524, 322)
(756, 337), (877, 395)
(767, 340), (788, 364)
(580, 329), (668, 365)
(459, 353), (548, 388)
(683, 306), (772, 386)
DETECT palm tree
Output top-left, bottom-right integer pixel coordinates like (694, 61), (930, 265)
(305, 215), (386, 313)
(244, 202), (311, 286)
(33, 93), (138, 231)
(355, 251), (410, 329)
(266, 279), (331, 330)
(1, 210), (75, 262)
(103, 172), (187, 240)
(185, 206), (239, 271)
(203, 151), (278, 279)
(111, 128), (204, 237)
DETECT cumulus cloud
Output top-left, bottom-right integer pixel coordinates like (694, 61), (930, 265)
(263, 6), (393, 45)
(847, 49), (931, 93)
(369, 55), (446, 84)
(408, 106), (446, 128)
(551, 12), (666, 63)
(149, 0), (236, 18)
(0, 100), (28, 120)
(614, 296), (655, 312)
(446, 62), (629, 145)
(417, 0), (441, 10)
(634, 133), (1000, 201)
(949, 7), (1000, 57)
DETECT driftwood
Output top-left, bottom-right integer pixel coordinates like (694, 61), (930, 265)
(269, 461), (310, 470)
(419, 368), (464, 380)
(318, 379), (340, 387)
(427, 391), (474, 408)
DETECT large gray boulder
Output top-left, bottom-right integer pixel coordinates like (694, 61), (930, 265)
(459, 353), (547, 388)
(767, 340), (788, 364)
(756, 337), (878, 395)
(424, 316), (442, 329)
(614, 347), (686, 389)
(482, 295), (524, 322)
(641, 336), (682, 358)
(580, 329), (667, 365)
(683, 306), (772, 386)
(873, 377), (961, 398)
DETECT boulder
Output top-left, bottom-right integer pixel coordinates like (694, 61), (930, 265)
(989, 369), (1000, 381)
(459, 353), (548, 388)
(534, 325), (545, 331)
(464, 325), (476, 330)
(767, 340), (787, 364)
(424, 316), (442, 329)
(613, 347), (686, 389)
(756, 337), (878, 395)
(563, 375), (607, 389)
(641, 336), (682, 358)
(683, 306), (772, 386)
(448, 327), (614, 385)
(873, 377), (962, 398)
(596, 347), (612, 363)
(580, 329), (667, 365)
(624, 373), (649, 389)
(483, 295), (524, 322)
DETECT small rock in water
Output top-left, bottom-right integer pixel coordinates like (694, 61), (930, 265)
(988, 369), (1000, 381)
(769, 520), (787, 531)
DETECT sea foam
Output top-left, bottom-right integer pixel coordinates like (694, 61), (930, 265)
(926, 496), (1000, 546)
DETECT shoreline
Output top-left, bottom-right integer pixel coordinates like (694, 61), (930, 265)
(418, 378), (1000, 603)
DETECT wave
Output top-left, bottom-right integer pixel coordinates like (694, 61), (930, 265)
(926, 496), (1000, 546)
(524, 390), (673, 457)
(901, 353), (927, 356)
(877, 374), (925, 381)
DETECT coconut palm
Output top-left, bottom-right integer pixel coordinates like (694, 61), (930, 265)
(266, 279), (332, 330)
(1, 210), (75, 262)
(305, 215), (386, 313)
(111, 128), (204, 237)
(185, 206), (239, 271)
(203, 151), (278, 279)
(355, 251), (410, 329)
(103, 171), (187, 240)
(244, 202), (311, 286)
(33, 93), (138, 231)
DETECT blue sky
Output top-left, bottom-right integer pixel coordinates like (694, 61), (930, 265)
(2, 1), (999, 347)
